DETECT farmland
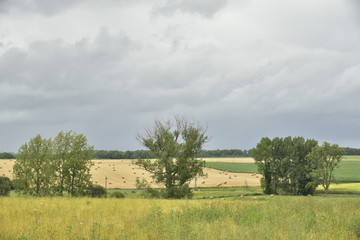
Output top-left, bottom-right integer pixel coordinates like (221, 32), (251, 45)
(205, 159), (360, 183)
(2, 157), (360, 189)
(0, 159), (261, 189)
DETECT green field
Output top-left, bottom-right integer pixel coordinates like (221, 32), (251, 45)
(206, 161), (360, 183)
(333, 161), (360, 182)
(205, 162), (258, 173)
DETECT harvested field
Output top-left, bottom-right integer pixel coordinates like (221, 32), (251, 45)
(0, 159), (260, 189)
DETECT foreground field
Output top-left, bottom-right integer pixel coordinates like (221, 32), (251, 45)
(1, 196), (359, 240)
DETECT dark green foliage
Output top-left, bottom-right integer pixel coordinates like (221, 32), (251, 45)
(341, 147), (360, 155)
(0, 152), (15, 159)
(87, 185), (107, 198)
(252, 136), (318, 195)
(110, 191), (126, 198)
(136, 117), (208, 199)
(93, 150), (151, 159)
(92, 148), (252, 159)
(0, 176), (14, 196)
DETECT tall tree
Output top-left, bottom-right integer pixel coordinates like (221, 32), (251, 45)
(308, 142), (344, 193)
(288, 137), (318, 195)
(136, 117), (208, 199)
(13, 135), (53, 196)
(252, 137), (274, 194)
(59, 131), (94, 196)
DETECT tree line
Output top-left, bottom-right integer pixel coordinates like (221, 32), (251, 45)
(252, 136), (344, 195)
(92, 149), (251, 159)
(3, 146), (359, 160)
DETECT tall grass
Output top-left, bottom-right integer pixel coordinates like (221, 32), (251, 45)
(1, 196), (360, 239)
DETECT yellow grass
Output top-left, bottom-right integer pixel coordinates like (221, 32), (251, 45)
(329, 183), (360, 192)
(0, 197), (359, 240)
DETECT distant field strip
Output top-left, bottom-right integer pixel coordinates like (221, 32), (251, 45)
(342, 155), (360, 160)
(206, 161), (360, 183)
(333, 161), (360, 182)
(205, 162), (258, 174)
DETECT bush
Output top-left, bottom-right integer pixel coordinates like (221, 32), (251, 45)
(110, 191), (126, 198)
(87, 185), (107, 198)
(0, 177), (14, 196)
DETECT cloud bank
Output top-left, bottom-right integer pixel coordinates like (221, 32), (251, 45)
(0, 0), (359, 152)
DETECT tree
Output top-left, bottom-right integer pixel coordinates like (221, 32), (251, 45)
(252, 137), (274, 194)
(136, 117), (208, 199)
(13, 135), (53, 196)
(308, 142), (345, 193)
(0, 177), (14, 196)
(288, 137), (318, 195)
(53, 131), (94, 196)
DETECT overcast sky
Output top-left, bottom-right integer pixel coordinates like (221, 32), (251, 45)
(1, 0), (360, 152)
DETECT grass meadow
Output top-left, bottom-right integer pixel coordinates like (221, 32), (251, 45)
(2, 157), (360, 239)
(1, 195), (360, 240)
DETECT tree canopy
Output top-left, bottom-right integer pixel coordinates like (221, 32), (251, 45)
(13, 131), (94, 197)
(136, 117), (208, 199)
(252, 137), (344, 195)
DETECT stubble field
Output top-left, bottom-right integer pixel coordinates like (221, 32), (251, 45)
(0, 158), (261, 189)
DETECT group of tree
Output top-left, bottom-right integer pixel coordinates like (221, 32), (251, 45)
(13, 131), (94, 197)
(135, 116), (208, 199)
(252, 136), (344, 195)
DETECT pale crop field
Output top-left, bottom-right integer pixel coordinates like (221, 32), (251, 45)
(0, 159), (260, 189)
(1, 196), (359, 239)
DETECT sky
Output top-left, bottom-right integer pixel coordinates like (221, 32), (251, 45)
(1, 0), (360, 152)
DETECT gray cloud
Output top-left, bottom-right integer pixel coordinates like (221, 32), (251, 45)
(1, 0), (360, 152)
(0, 0), (83, 15)
(153, 0), (228, 18)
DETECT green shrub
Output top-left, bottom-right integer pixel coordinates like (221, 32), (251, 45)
(110, 191), (126, 198)
(87, 185), (107, 198)
(0, 177), (14, 196)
